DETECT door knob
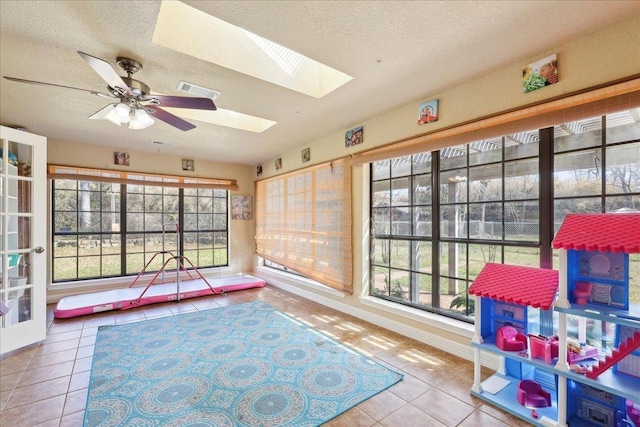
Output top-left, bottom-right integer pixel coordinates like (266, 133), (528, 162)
(34, 247), (45, 253)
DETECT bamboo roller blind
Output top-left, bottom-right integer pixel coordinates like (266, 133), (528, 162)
(48, 165), (238, 190)
(255, 159), (353, 294)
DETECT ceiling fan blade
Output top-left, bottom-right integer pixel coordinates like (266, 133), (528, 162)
(142, 95), (216, 110)
(77, 51), (128, 92)
(149, 106), (196, 131)
(2, 76), (115, 98)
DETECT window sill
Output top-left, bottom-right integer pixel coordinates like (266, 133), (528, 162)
(254, 266), (346, 299)
(359, 296), (475, 339)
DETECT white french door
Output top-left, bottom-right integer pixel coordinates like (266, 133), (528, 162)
(0, 125), (47, 354)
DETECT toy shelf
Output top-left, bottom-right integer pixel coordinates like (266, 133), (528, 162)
(472, 339), (559, 374)
(564, 363), (640, 402)
(555, 304), (640, 330)
(470, 373), (558, 427)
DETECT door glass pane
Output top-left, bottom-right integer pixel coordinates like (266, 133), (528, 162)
(2, 140), (34, 327)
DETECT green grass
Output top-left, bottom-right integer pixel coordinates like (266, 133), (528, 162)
(52, 241), (227, 282)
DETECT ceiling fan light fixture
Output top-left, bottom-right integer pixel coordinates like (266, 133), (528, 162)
(103, 104), (123, 126)
(114, 102), (130, 121)
(129, 108), (154, 129)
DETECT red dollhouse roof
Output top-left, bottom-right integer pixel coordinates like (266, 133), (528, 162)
(468, 263), (559, 309)
(552, 213), (640, 253)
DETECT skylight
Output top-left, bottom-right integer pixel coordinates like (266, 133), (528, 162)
(163, 107), (276, 133)
(153, 1), (353, 98)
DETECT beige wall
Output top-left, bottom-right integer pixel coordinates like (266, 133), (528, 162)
(253, 13), (640, 360)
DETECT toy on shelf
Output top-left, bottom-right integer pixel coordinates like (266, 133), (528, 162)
(528, 334), (559, 364)
(586, 331), (640, 379)
(566, 338), (599, 364)
(626, 400), (640, 427)
(573, 281), (592, 305)
(517, 380), (551, 408)
(497, 326), (528, 351)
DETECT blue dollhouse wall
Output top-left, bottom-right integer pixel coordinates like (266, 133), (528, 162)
(568, 250), (629, 310)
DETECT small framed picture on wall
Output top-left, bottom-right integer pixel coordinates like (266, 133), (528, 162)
(114, 152), (130, 166)
(182, 159), (195, 171)
(345, 126), (363, 148)
(231, 195), (253, 220)
(301, 148), (310, 163)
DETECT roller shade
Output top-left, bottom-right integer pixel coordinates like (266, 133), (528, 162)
(48, 165), (238, 190)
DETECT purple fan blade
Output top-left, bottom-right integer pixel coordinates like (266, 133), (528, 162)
(150, 107), (196, 131)
(3, 76), (115, 98)
(78, 51), (128, 92)
(143, 95), (216, 110)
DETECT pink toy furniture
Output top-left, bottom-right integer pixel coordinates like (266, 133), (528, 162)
(496, 326), (528, 351)
(528, 334), (559, 364)
(573, 281), (592, 305)
(626, 400), (640, 427)
(567, 344), (599, 364)
(517, 380), (551, 408)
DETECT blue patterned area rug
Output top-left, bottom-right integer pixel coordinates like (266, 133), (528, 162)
(84, 301), (403, 426)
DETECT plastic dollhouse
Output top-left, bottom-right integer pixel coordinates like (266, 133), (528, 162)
(469, 213), (640, 427)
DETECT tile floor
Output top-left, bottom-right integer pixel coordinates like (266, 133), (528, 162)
(0, 286), (524, 426)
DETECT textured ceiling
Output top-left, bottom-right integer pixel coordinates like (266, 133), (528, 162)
(1, 1), (639, 166)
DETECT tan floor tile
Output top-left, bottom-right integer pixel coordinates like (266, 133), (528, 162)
(18, 360), (74, 387)
(436, 374), (483, 407)
(82, 313), (116, 328)
(76, 344), (95, 359)
(63, 387), (88, 416)
(412, 389), (475, 427)
(0, 342), (39, 361)
(72, 356), (93, 374)
(142, 305), (174, 319)
(457, 408), (514, 427)
(323, 406), (377, 427)
(0, 394), (65, 426)
(60, 410), (85, 427)
(81, 326), (99, 337)
(5, 375), (70, 409)
(48, 320), (85, 334)
(0, 389), (12, 411)
(478, 403), (526, 427)
(401, 360), (451, 387)
(168, 302), (198, 314)
(28, 348), (78, 370)
(115, 310), (147, 324)
(43, 329), (82, 344)
(35, 339), (80, 357)
(33, 418), (62, 427)
(69, 370), (91, 392)
(78, 334), (97, 347)
(358, 389), (405, 421)
(0, 372), (22, 392)
(380, 403), (446, 427)
(388, 372), (431, 402)
(0, 354), (31, 376)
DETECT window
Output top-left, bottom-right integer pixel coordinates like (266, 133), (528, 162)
(52, 181), (229, 282)
(370, 110), (640, 323)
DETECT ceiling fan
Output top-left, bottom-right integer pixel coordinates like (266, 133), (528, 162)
(3, 51), (216, 131)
